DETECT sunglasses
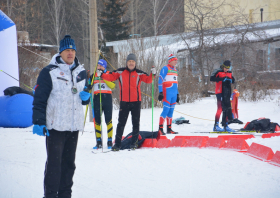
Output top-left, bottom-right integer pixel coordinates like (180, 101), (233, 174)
(223, 65), (230, 69)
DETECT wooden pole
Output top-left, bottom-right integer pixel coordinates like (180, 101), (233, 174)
(89, 0), (98, 122)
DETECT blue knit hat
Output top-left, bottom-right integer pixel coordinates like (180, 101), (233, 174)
(98, 59), (107, 69)
(59, 35), (76, 53)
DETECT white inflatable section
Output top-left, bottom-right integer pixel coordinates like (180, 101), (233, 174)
(0, 11), (19, 96)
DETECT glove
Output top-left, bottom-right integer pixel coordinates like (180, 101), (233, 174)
(33, 125), (49, 136)
(227, 78), (232, 83)
(151, 66), (156, 75)
(79, 88), (91, 101)
(158, 92), (163, 101)
(176, 94), (180, 103)
(96, 69), (103, 77)
(83, 84), (93, 92)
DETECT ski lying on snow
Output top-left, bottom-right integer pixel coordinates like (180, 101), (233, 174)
(191, 130), (269, 134)
(191, 131), (259, 134)
(92, 150), (111, 154)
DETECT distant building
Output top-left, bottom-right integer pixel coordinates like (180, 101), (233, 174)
(17, 31), (57, 89)
(184, 0), (280, 29)
(106, 19), (280, 87)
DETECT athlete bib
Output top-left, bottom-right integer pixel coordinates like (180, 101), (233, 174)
(163, 68), (178, 84)
(93, 77), (112, 94)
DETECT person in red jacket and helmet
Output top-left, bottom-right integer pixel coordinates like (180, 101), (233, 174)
(97, 53), (156, 151)
(210, 60), (235, 132)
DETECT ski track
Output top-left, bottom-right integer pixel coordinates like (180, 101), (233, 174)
(1, 95), (280, 197)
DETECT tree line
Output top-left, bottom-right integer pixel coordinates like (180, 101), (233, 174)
(1, 0), (184, 67)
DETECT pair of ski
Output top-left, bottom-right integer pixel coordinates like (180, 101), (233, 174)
(92, 149), (111, 154)
(92, 148), (137, 154)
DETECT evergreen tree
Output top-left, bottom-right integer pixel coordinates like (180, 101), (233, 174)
(99, 0), (132, 42)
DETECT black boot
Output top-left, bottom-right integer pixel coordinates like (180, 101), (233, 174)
(228, 118), (243, 124)
(130, 141), (138, 150)
(93, 141), (102, 149)
(158, 124), (166, 135)
(111, 144), (121, 151)
(107, 138), (112, 149)
(167, 125), (178, 134)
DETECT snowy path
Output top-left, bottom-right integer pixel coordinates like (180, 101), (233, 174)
(1, 95), (280, 197)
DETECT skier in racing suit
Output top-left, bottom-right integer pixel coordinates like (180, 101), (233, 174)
(157, 54), (180, 135)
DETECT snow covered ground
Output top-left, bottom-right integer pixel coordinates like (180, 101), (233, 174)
(1, 94), (280, 198)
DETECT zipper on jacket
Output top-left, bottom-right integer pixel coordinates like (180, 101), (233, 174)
(71, 69), (75, 132)
(57, 77), (68, 82)
(129, 71), (131, 102)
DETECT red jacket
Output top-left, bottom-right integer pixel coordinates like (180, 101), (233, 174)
(210, 68), (235, 94)
(101, 67), (153, 102)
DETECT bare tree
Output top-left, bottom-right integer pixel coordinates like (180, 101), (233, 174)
(148, 0), (183, 36)
(180, 0), (266, 96)
(46, 0), (65, 49)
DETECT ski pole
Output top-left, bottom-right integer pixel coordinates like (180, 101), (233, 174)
(89, 78), (96, 127)
(98, 73), (104, 152)
(152, 76), (154, 144)
(82, 52), (100, 134)
(0, 70), (34, 91)
(82, 43), (105, 134)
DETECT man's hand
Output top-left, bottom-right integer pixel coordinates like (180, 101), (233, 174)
(33, 125), (49, 136)
(79, 88), (91, 101)
(227, 78), (232, 83)
(158, 92), (163, 101)
(151, 66), (156, 75)
(176, 94), (180, 103)
(223, 77), (232, 83)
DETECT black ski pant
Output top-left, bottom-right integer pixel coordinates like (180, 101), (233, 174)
(215, 93), (223, 123)
(94, 93), (113, 141)
(221, 81), (233, 126)
(44, 129), (79, 198)
(115, 101), (141, 146)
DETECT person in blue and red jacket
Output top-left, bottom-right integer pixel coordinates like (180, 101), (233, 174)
(210, 60), (235, 132)
(157, 54), (179, 135)
(96, 53), (156, 151)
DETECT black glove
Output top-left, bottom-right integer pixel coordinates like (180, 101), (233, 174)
(83, 84), (93, 92)
(158, 92), (163, 101)
(176, 94), (180, 103)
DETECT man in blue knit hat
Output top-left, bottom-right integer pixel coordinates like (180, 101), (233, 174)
(32, 35), (90, 198)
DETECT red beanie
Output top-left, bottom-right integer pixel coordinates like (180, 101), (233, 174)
(168, 54), (178, 63)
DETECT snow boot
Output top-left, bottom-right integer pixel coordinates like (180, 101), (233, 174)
(130, 143), (138, 150)
(167, 125), (178, 134)
(111, 144), (121, 151)
(107, 138), (112, 149)
(213, 122), (224, 132)
(229, 118), (243, 124)
(224, 124), (236, 132)
(158, 124), (166, 135)
(93, 140), (102, 149)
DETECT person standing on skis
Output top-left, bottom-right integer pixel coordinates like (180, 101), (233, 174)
(32, 35), (90, 197)
(96, 53), (156, 151)
(89, 59), (115, 149)
(210, 60), (235, 132)
(157, 54), (180, 135)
